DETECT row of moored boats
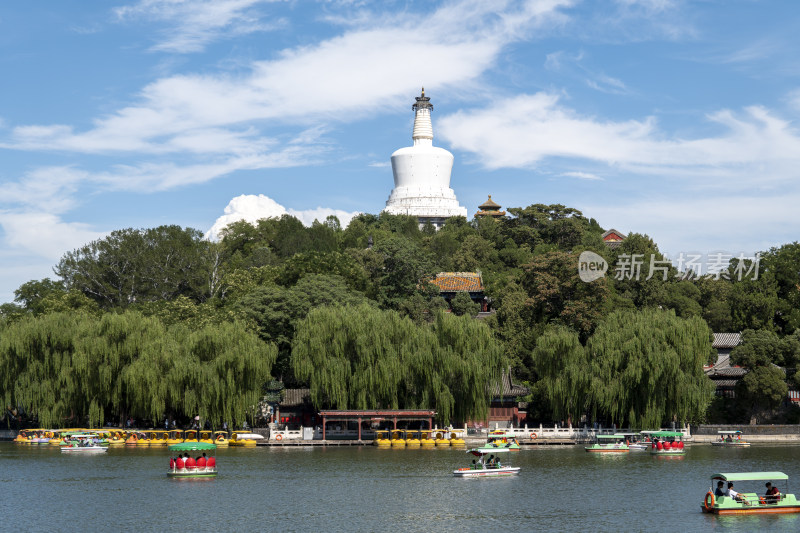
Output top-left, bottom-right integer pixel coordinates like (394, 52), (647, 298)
(13, 429), (264, 450)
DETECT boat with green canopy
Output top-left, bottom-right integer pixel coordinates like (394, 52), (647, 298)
(167, 442), (217, 478)
(702, 472), (800, 514)
(584, 434), (629, 453)
(711, 430), (750, 448)
(453, 448), (520, 477)
(644, 431), (685, 455)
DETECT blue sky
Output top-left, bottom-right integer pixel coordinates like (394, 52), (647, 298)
(1, 0), (800, 303)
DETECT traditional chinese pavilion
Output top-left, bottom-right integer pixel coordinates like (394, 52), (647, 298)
(429, 272), (489, 311)
(475, 195), (506, 219)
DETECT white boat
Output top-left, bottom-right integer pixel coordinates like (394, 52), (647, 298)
(711, 430), (751, 447)
(453, 448), (520, 477)
(618, 432), (648, 451)
(60, 434), (108, 453)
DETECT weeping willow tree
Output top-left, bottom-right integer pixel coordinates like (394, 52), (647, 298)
(0, 311), (276, 428)
(531, 325), (589, 424)
(586, 308), (716, 428)
(291, 304), (504, 425)
(0, 311), (153, 428)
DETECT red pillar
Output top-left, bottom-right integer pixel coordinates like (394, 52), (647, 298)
(393, 417), (397, 430)
(358, 417), (362, 441)
(429, 417), (432, 430)
(322, 417), (326, 440)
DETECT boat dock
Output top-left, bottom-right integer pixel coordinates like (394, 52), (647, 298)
(256, 437), (588, 447)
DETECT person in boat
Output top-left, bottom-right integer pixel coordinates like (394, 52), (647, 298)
(714, 481), (726, 497)
(726, 482), (743, 503)
(765, 482), (781, 504)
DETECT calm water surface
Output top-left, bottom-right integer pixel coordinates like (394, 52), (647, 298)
(2, 442), (800, 532)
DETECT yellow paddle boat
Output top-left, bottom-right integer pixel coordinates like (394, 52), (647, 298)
(199, 430), (214, 444)
(449, 431), (466, 447)
(406, 430), (421, 447)
(213, 431), (229, 447)
(229, 432), (259, 447)
(420, 430), (436, 447)
(373, 430), (391, 447)
(149, 430), (169, 446)
(434, 431), (451, 446)
(107, 430), (126, 446)
(167, 429), (184, 445)
(390, 430), (406, 447)
(184, 429), (199, 442)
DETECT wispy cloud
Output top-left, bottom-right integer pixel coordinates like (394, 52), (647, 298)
(439, 92), (800, 191)
(561, 171), (603, 180)
(114, 0), (284, 53)
(1, 0), (571, 196)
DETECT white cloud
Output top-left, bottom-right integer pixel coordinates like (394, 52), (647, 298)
(561, 171), (602, 180)
(206, 194), (360, 239)
(439, 92), (800, 190)
(114, 0), (282, 53)
(0, 211), (106, 261)
(0, 167), (88, 214)
(4, 0), (570, 158)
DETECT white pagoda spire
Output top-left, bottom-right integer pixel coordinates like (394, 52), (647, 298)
(383, 88), (467, 228)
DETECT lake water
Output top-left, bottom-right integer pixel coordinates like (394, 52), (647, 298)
(2, 442), (800, 532)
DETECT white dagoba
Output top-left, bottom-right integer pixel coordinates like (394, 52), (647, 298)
(384, 88), (467, 228)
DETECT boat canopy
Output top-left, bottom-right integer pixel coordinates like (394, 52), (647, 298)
(169, 442), (217, 452)
(710, 472), (788, 482)
(597, 434), (627, 439)
(717, 430), (743, 434)
(647, 431), (684, 437)
(470, 447), (511, 456)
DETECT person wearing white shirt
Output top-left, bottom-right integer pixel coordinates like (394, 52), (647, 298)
(726, 482), (742, 502)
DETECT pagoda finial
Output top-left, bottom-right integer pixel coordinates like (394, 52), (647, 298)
(413, 87), (432, 111)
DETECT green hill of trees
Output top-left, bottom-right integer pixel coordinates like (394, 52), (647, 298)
(2, 204), (798, 428)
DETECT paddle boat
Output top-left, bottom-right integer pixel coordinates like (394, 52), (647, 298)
(434, 431), (450, 447)
(390, 430), (406, 447)
(213, 431), (229, 447)
(711, 430), (750, 448)
(13, 429), (32, 444)
(406, 430), (421, 447)
(184, 429), (199, 442)
(453, 448), (520, 477)
(419, 430), (436, 447)
(167, 442), (217, 478)
(618, 432), (648, 451)
(199, 430), (214, 444)
(106, 430), (126, 446)
(484, 430), (521, 451)
(229, 432), (260, 447)
(166, 429), (184, 445)
(702, 472), (800, 514)
(449, 431), (466, 447)
(585, 434), (630, 453)
(646, 431), (686, 455)
(149, 430), (169, 446)
(373, 430), (391, 447)
(60, 434), (108, 453)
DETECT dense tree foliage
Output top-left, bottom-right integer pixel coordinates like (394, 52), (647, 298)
(0, 311), (275, 428)
(3, 205), (800, 427)
(533, 309), (716, 428)
(291, 305), (503, 424)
